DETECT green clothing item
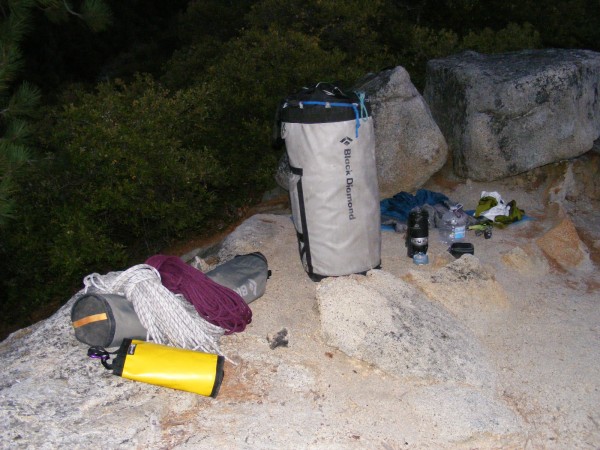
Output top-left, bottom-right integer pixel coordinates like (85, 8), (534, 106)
(474, 197), (524, 226)
(493, 200), (524, 224)
(475, 196), (498, 218)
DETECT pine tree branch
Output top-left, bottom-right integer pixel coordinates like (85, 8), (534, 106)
(61, 0), (82, 19)
(0, 0), (111, 226)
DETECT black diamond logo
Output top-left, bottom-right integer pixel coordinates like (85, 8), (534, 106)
(340, 136), (353, 146)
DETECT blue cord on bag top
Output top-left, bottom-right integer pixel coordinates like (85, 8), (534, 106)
(299, 92), (368, 138)
(356, 91), (368, 120)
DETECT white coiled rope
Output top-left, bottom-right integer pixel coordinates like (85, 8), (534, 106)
(83, 264), (225, 355)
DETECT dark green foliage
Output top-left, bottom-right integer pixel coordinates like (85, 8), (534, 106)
(20, 0), (188, 93)
(0, 76), (229, 331)
(161, 0), (255, 89)
(245, 0), (392, 70)
(2, 0), (111, 228)
(43, 75), (226, 251)
(385, 21), (542, 89)
(382, 0), (598, 51)
(464, 0), (599, 50)
(200, 28), (353, 187)
(170, 0), (396, 191)
(461, 23), (541, 54)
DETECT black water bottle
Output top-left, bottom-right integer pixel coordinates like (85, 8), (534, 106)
(406, 208), (429, 258)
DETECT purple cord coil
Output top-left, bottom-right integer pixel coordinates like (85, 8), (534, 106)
(146, 254), (252, 334)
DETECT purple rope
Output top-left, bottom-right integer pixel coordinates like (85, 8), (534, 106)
(145, 254), (252, 334)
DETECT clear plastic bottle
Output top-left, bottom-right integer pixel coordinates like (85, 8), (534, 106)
(439, 204), (467, 244)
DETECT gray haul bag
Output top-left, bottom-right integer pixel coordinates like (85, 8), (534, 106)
(277, 83), (381, 279)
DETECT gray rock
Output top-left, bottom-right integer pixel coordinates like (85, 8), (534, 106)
(536, 214), (593, 272)
(405, 254), (511, 321)
(424, 49), (600, 180)
(403, 385), (524, 445)
(275, 67), (449, 198)
(592, 136), (600, 155)
(316, 269), (496, 389)
(356, 66), (449, 197)
(3, 201), (597, 447)
(217, 213), (286, 261)
(317, 267), (525, 444)
(0, 301), (170, 449)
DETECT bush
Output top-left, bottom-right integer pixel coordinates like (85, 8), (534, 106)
(461, 22), (541, 54)
(164, 1), (398, 191)
(46, 75), (226, 244)
(197, 28), (359, 188)
(245, 0), (391, 70)
(385, 25), (460, 90)
(0, 75), (232, 332)
(161, 0), (255, 89)
(386, 22), (542, 90)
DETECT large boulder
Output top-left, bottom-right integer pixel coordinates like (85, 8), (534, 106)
(316, 269), (496, 389)
(404, 254), (510, 321)
(536, 214), (593, 272)
(424, 49), (600, 181)
(355, 66), (448, 197)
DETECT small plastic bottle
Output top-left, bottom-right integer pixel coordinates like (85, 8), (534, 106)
(439, 204), (467, 244)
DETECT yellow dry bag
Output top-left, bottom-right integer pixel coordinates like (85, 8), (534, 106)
(88, 339), (224, 397)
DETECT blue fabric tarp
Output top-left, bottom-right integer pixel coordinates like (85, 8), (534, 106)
(380, 189), (449, 222)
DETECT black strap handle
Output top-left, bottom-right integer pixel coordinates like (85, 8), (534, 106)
(299, 82), (351, 100)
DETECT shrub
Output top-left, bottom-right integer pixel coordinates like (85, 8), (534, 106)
(461, 22), (541, 54)
(161, 0), (255, 89)
(245, 0), (390, 70)
(0, 75), (231, 331)
(386, 25), (460, 90)
(46, 75), (226, 245)
(387, 22), (542, 91)
(197, 28), (358, 188)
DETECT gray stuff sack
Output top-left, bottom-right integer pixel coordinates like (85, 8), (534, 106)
(71, 293), (147, 348)
(205, 252), (270, 304)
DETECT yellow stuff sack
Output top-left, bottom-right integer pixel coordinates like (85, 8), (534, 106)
(88, 339), (224, 397)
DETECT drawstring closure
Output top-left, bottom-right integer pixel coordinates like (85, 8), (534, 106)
(281, 84), (369, 138)
(298, 94), (368, 139)
(356, 91), (368, 120)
